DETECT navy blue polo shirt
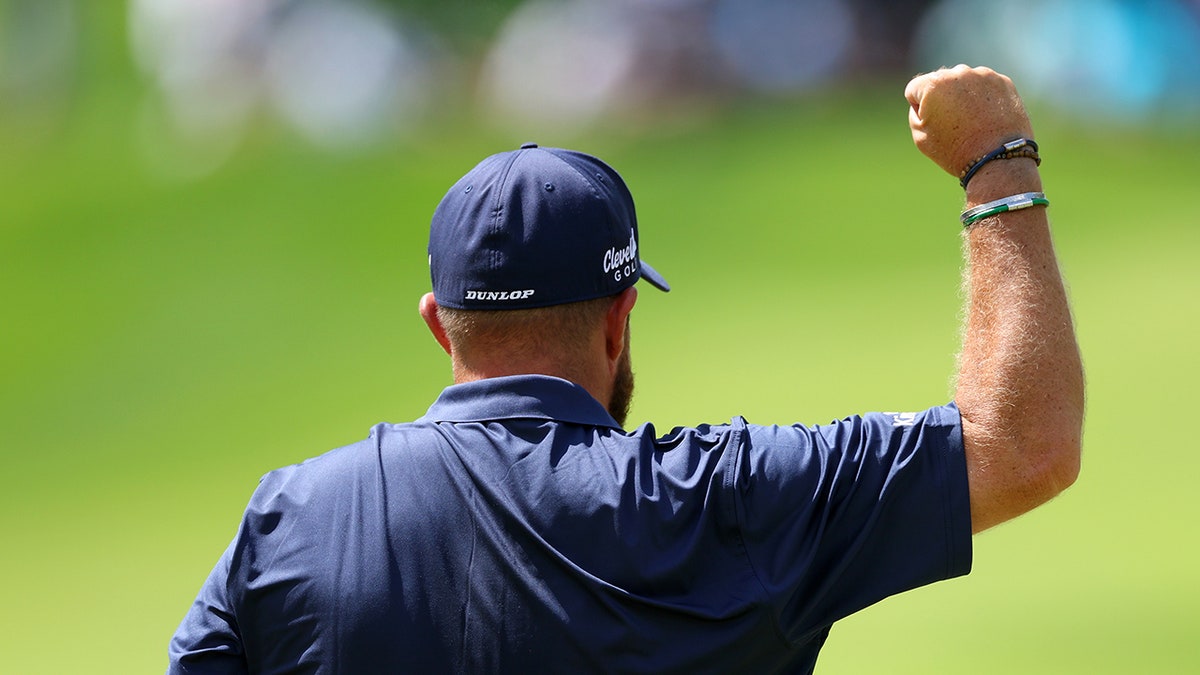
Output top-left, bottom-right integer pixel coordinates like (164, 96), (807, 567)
(169, 375), (971, 674)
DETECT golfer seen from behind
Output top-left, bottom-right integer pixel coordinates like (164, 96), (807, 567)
(169, 65), (1084, 673)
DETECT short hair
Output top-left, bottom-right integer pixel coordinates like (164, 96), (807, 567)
(437, 295), (617, 364)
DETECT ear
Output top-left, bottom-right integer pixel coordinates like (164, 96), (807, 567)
(419, 293), (453, 356)
(604, 286), (638, 366)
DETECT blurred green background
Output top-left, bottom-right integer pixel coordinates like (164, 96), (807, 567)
(2, 2), (1198, 673)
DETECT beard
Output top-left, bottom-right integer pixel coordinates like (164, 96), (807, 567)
(608, 335), (635, 427)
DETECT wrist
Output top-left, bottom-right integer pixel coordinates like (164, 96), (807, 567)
(964, 159), (1043, 206)
(959, 138), (1039, 189)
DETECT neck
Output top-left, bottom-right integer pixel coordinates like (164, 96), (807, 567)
(452, 357), (612, 411)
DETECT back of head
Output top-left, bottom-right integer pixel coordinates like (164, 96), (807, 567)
(436, 296), (616, 372)
(427, 143), (670, 368)
(428, 143), (669, 313)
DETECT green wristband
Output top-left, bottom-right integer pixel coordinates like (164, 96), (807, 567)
(960, 191), (1049, 228)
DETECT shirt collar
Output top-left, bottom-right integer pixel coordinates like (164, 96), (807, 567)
(420, 375), (622, 429)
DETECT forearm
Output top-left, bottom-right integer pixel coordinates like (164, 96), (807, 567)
(956, 161), (1084, 531)
(905, 65), (1084, 532)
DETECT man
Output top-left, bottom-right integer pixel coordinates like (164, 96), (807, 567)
(169, 65), (1083, 673)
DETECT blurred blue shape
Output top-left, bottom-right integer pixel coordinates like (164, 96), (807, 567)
(709, 0), (855, 93)
(914, 0), (1200, 123)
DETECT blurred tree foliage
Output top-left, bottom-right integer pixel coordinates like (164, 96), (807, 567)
(381, 0), (525, 51)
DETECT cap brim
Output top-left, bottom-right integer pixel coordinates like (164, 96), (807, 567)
(640, 261), (670, 292)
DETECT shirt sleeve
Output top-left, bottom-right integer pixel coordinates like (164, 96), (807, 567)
(167, 536), (249, 675)
(734, 403), (972, 643)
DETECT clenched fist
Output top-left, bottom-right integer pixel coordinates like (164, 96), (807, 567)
(905, 65), (1035, 179)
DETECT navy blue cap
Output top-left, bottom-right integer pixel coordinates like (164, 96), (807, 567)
(429, 144), (669, 310)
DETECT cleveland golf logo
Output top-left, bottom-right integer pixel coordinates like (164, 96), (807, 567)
(603, 232), (639, 282)
(465, 289), (535, 302)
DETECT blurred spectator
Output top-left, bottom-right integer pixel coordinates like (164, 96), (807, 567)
(709, 0), (856, 94)
(846, 0), (936, 72)
(129, 0), (268, 175)
(262, 1), (444, 148)
(480, 0), (725, 133)
(129, 0), (445, 175)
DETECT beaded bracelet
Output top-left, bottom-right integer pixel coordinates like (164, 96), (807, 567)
(960, 191), (1049, 228)
(959, 138), (1041, 189)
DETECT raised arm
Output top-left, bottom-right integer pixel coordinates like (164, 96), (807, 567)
(906, 65), (1084, 533)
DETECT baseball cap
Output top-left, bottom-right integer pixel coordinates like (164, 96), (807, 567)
(429, 143), (670, 310)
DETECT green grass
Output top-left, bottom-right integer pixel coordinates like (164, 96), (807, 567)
(2, 80), (1198, 673)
